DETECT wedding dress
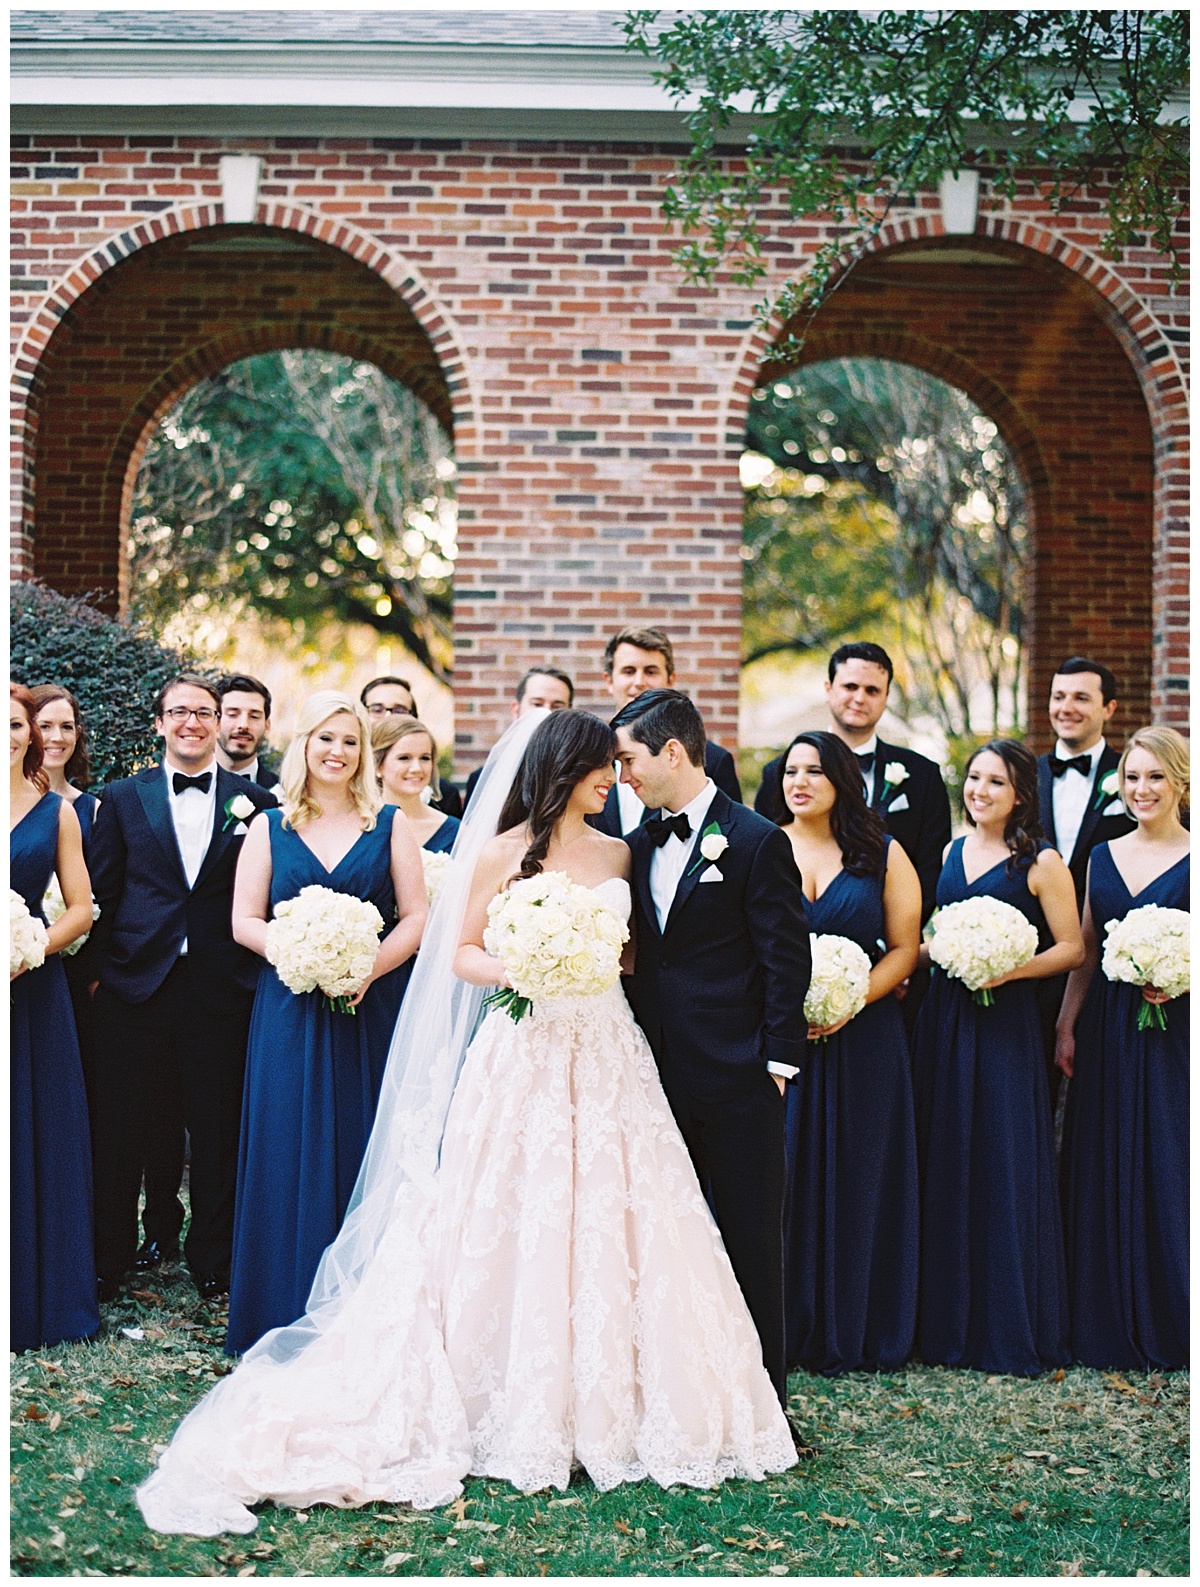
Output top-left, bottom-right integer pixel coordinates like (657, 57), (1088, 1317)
(137, 722), (794, 1536)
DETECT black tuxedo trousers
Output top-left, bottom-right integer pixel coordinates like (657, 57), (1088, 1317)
(92, 961), (253, 1281)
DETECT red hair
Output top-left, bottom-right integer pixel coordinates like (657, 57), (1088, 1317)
(10, 684), (48, 792)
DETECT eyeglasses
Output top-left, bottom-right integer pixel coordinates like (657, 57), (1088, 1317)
(162, 707), (218, 723)
(366, 703), (414, 717)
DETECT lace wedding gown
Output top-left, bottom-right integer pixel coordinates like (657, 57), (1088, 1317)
(138, 878), (795, 1535)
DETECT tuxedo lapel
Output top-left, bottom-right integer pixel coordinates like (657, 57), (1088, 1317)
(866, 743), (885, 810)
(1037, 755), (1057, 848)
(629, 827), (661, 939)
(663, 789), (730, 935)
(1070, 743), (1120, 866)
(134, 766), (188, 888)
(193, 767), (239, 891)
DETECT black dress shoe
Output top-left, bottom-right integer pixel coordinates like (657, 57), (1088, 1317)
(97, 1273), (122, 1304)
(133, 1239), (179, 1272)
(196, 1273), (229, 1303)
(786, 1416), (820, 1460)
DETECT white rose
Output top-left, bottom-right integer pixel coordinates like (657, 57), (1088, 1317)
(883, 762), (910, 787)
(1099, 770), (1120, 798)
(228, 794), (256, 821)
(699, 832), (729, 862)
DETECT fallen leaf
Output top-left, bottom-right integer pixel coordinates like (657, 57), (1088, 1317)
(130, 1289), (162, 1303)
(547, 1496), (581, 1507)
(119, 1327), (145, 1341)
(884, 1554), (900, 1564)
(818, 1512), (860, 1530)
(1064, 1466), (1089, 1476)
(108, 1376), (135, 1389)
(942, 1547), (964, 1561)
(769, 1569), (789, 1577)
(22, 1404), (45, 1422)
(1061, 1563), (1083, 1577)
(947, 1514), (972, 1526)
(1023, 1451), (1052, 1462)
(237, 1567), (256, 1579)
(902, 1469), (929, 1478)
(49, 1529), (66, 1549)
(691, 1544), (715, 1554)
(109, 1424), (133, 1434)
(1011, 1502), (1029, 1521)
(614, 1520), (632, 1536)
(446, 1497), (469, 1522)
(470, 1559), (486, 1574)
(381, 1553), (414, 1572)
(46, 1413), (62, 1432)
(456, 1520), (499, 1532)
(1051, 1369), (1067, 1382)
(1103, 1373), (1136, 1395)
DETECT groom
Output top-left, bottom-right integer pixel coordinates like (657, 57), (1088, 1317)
(614, 690), (811, 1431)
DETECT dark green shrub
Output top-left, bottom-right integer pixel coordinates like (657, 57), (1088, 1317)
(9, 581), (195, 787)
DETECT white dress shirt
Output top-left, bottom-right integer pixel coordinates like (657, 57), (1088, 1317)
(1051, 739), (1103, 864)
(166, 759), (218, 952)
(853, 734), (879, 805)
(615, 772), (645, 837)
(648, 779), (718, 932)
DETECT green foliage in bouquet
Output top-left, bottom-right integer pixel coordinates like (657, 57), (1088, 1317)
(9, 581), (192, 787)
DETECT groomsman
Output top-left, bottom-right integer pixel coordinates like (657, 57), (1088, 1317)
(616, 690), (811, 1437)
(1035, 656), (1135, 1109)
(461, 665), (574, 811)
(216, 673), (279, 794)
(594, 626), (742, 837)
(754, 642), (950, 923)
(86, 676), (275, 1301)
(361, 674), (463, 817)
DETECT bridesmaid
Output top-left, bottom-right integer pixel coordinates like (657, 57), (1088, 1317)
(31, 684), (100, 1112)
(10, 683), (100, 1351)
(373, 713), (460, 857)
(1056, 726), (1189, 1370)
(912, 739), (1083, 1376)
(227, 692), (428, 1354)
(776, 731), (921, 1374)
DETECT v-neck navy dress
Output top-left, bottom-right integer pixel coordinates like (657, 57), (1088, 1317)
(1059, 843), (1189, 1370)
(911, 838), (1069, 1376)
(11, 792), (100, 1352)
(783, 841), (919, 1374)
(227, 805), (408, 1354)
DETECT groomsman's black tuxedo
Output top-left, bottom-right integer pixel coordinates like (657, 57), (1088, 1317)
(755, 739), (950, 924)
(250, 761), (280, 794)
(85, 764), (275, 1287)
(1036, 742), (1135, 914)
(625, 788), (811, 1403)
(594, 740), (742, 837)
(431, 781), (463, 819)
(1035, 741), (1135, 1108)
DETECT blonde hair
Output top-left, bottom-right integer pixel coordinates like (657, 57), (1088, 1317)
(1118, 726), (1190, 816)
(279, 691), (382, 830)
(371, 715), (442, 799)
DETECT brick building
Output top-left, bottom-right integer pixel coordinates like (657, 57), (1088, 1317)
(11, 11), (1189, 766)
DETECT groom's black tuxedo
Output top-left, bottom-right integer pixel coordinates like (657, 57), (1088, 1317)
(86, 764), (275, 1286)
(625, 788), (811, 1402)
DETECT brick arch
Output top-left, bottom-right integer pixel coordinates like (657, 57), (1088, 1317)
(12, 202), (478, 600)
(724, 228), (1163, 744)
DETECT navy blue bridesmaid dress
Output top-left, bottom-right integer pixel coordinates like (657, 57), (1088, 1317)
(784, 839), (919, 1374)
(11, 792), (100, 1351)
(911, 838), (1069, 1376)
(227, 804), (416, 1354)
(1060, 843), (1189, 1370)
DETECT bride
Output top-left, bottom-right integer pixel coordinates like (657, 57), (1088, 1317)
(137, 709), (796, 1535)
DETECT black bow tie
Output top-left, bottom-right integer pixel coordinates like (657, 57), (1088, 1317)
(855, 751), (875, 772)
(648, 811), (692, 848)
(1051, 755), (1093, 778)
(172, 771), (212, 795)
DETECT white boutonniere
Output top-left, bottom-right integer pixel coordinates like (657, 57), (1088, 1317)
(1094, 769), (1120, 811)
(223, 792), (257, 832)
(880, 762), (909, 805)
(687, 822), (728, 877)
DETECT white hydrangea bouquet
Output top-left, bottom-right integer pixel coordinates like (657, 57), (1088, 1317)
(421, 849), (453, 907)
(10, 890), (48, 977)
(926, 895), (1040, 1007)
(264, 884), (384, 1015)
(43, 874), (101, 957)
(804, 933), (872, 1034)
(1101, 903), (1190, 1030)
(482, 870), (629, 1022)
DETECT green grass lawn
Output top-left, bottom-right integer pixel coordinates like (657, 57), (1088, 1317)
(10, 1264), (1188, 1578)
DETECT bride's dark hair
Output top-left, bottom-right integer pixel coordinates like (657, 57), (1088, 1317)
(498, 709), (617, 880)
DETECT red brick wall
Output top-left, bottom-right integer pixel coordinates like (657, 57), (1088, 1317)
(11, 135), (1188, 762)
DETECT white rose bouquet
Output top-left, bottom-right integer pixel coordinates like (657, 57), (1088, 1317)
(926, 895), (1040, 1007)
(804, 933), (872, 1035)
(482, 870), (629, 1022)
(421, 849), (453, 907)
(43, 873), (101, 957)
(11, 890), (48, 977)
(1101, 903), (1190, 1030)
(264, 884), (384, 1015)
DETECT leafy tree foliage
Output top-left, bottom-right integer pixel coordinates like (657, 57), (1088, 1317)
(625, 10), (1188, 332)
(10, 582), (189, 786)
(743, 359), (1027, 735)
(129, 351), (457, 679)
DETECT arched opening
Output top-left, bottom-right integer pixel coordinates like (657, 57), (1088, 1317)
(738, 235), (1156, 760)
(126, 347), (456, 745)
(740, 357), (1028, 780)
(25, 223), (456, 611)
